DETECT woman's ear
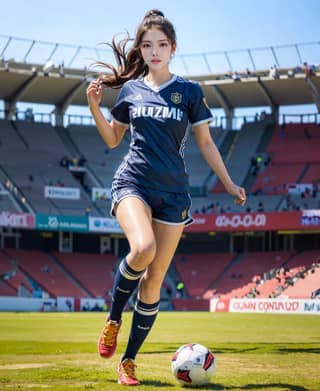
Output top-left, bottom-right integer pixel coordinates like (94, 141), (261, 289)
(171, 43), (176, 56)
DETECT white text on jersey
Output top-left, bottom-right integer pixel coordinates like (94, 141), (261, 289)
(132, 106), (183, 121)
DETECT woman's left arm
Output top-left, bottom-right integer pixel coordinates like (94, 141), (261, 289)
(193, 122), (246, 206)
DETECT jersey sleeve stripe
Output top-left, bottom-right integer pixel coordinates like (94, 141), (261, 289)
(191, 116), (215, 126)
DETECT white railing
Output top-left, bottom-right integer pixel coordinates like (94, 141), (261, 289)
(1, 34), (319, 76)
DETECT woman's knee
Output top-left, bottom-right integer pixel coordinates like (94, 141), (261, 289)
(129, 240), (157, 267)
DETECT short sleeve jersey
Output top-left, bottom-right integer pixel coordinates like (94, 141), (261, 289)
(111, 74), (214, 193)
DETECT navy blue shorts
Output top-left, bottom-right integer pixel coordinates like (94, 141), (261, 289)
(111, 181), (193, 226)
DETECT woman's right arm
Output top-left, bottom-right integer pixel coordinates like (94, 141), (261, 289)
(86, 79), (128, 148)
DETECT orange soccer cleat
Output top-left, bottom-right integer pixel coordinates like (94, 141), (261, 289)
(118, 358), (140, 386)
(98, 318), (122, 359)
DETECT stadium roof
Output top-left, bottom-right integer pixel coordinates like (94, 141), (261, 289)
(0, 60), (320, 116)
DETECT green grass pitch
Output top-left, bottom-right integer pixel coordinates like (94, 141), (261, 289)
(0, 311), (319, 390)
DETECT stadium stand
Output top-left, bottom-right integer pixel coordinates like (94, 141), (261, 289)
(0, 192), (19, 213)
(210, 119), (272, 193)
(281, 267), (320, 298)
(3, 249), (89, 298)
(182, 126), (227, 192)
(1, 41), (320, 312)
(173, 252), (237, 297)
(0, 280), (16, 296)
(0, 119), (27, 150)
(207, 251), (295, 299)
(65, 124), (131, 187)
(0, 251), (33, 295)
(251, 124), (320, 196)
(0, 119), (101, 216)
(52, 251), (118, 299)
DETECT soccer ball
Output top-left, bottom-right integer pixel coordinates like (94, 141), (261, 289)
(171, 343), (216, 386)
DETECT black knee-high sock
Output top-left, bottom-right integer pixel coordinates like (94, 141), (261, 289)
(122, 299), (160, 361)
(109, 258), (145, 322)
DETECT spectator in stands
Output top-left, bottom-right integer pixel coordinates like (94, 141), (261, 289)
(51, 300), (58, 312)
(311, 288), (320, 299)
(78, 156), (87, 167)
(56, 179), (65, 187)
(279, 123), (286, 138)
(303, 61), (314, 77)
(264, 155), (271, 167)
(287, 69), (295, 78)
(70, 157), (80, 167)
(269, 65), (279, 79)
(175, 281), (185, 298)
(86, 9), (247, 386)
(165, 284), (173, 298)
(25, 108), (34, 122)
(232, 71), (241, 81)
(85, 207), (92, 216)
(245, 68), (252, 78)
(65, 299), (72, 311)
(92, 302), (103, 311)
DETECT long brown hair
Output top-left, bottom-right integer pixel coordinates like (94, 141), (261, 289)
(95, 9), (177, 89)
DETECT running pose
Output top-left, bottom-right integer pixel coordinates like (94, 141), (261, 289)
(87, 9), (246, 386)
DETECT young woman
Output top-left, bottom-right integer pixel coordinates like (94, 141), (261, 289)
(87, 9), (246, 386)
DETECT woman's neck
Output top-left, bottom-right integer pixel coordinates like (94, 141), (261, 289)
(145, 71), (172, 88)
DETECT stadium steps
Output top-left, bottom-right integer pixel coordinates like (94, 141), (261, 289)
(10, 120), (29, 149)
(242, 166), (259, 195)
(282, 250), (319, 270)
(204, 130), (238, 191)
(56, 124), (104, 188)
(297, 163), (310, 182)
(242, 124), (275, 192)
(256, 123), (275, 153)
(55, 126), (105, 215)
(0, 250), (34, 295)
(281, 267), (320, 298)
(219, 130), (239, 160)
(47, 253), (92, 298)
(3, 248), (88, 298)
(0, 165), (33, 213)
(55, 126), (82, 158)
(168, 256), (189, 298)
(52, 251), (118, 299)
(56, 125), (121, 216)
(0, 279), (17, 296)
(2, 248), (55, 297)
(0, 171), (23, 213)
(204, 252), (246, 297)
(210, 120), (269, 193)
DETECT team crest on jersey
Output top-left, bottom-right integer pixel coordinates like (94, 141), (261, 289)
(181, 209), (187, 220)
(171, 92), (182, 104)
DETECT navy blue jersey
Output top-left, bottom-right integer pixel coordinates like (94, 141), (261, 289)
(110, 75), (214, 192)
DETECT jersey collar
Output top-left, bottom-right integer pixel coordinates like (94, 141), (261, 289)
(143, 74), (177, 92)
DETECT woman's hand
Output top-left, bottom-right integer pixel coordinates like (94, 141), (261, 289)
(226, 183), (247, 207)
(86, 79), (103, 109)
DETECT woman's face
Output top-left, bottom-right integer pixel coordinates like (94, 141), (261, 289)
(140, 27), (175, 72)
